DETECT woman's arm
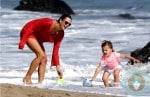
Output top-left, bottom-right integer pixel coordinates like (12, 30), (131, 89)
(120, 54), (140, 63)
(92, 63), (103, 81)
(51, 40), (61, 66)
(51, 31), (64, 66)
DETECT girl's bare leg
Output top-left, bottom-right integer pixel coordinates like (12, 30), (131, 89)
(23, 38), (46, 84)
(102, 71), (111, 87)
(114, 68), (120, 86)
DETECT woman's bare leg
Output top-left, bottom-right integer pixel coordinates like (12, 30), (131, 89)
(38, 43), (47, 83)
(23, 38), (46, 84)
(102, 71), (111, 87)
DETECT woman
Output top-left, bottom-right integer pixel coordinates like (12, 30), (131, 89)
(19, 14), (72, 84)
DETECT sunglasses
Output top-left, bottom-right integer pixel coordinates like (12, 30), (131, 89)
(64, 21), (71, 26)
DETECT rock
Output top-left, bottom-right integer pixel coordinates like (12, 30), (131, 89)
(129, 41), (150, 65)
(14, 0), (75, 14)
(118, 13), (150, 20)
(118, 13), (135, 19)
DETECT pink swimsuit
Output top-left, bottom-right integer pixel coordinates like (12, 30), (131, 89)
(100, 52), (121, 69)
(18, 18), (64, 66)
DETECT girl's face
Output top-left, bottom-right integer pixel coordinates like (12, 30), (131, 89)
(60, 17), (72, 30)
(102, 45), (113, 57)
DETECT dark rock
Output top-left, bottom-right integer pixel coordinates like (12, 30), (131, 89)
(118, 13), (150, 20)
(129, 41), (150, 65)
(118, 13), (135, 19)
(14, 0), (75, 14)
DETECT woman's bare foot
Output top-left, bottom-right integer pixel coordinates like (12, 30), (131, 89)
(23, 78), (32, 84)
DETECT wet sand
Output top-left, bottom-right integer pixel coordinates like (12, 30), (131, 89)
(0, 83), (124, 97)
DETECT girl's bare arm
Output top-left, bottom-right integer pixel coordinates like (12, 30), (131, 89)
(120, 54), (140, 63)
(92, 63), (103, 81)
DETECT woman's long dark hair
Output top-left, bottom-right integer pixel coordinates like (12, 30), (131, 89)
(57, 14), (72, 23)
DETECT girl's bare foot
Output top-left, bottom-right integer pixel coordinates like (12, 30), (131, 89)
(38, 80), (44, 84)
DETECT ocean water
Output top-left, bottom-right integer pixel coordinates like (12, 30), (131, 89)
(0, 0), (150, 96)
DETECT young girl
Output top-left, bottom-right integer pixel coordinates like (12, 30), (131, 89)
(91, 40), (140, 87)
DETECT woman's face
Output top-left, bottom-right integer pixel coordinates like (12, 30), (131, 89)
(60, 17), (72, 30)
(102, 45), (112, 57)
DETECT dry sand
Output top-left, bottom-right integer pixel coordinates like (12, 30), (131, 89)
(0, 83), (124, 97)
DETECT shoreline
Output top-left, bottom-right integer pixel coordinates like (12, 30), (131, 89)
(0, 83), (124, 97)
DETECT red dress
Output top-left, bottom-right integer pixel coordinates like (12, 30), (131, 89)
(19, 18), (64, 66)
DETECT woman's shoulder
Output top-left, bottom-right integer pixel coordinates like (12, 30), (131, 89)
(28, 18), (53, 24)
(37, 18), (54, 25)
(30, 18), (53, 22)
(39, 18), (53, 21)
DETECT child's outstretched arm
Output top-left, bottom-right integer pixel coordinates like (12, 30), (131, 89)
(91, 63), (103, 81)
(120, 54), (140, 63)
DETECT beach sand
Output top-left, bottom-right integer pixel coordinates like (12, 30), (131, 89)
(0, 83), (124, 97)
